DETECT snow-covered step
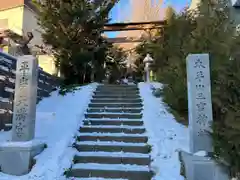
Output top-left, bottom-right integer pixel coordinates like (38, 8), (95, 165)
(74, 151), (151, 165)
(97, 85), (138, 90)
(74, 178), (128, 180)
(81, 125), (144, 129)
(95, 88), (139, 92)
(88, 103), (142, 108)
(93, 91), (140, 96)
(87, 107), (142, 113)
(96, 88), (139, 91)
(69, 84), (152, 180)
(83, 119), (143, 126)
(85, 112), (141, 115)
(85, 112), (142, 119)
(93, 94), (141, 97)
(78, 132), (147, 137)
(93, 91), (139, 95)
(86, 111), (142, 115)
(79, 125), (145, 134)
(76, 151), (150, 158)
(98, 84), (137, 87)
(93, 94), (141, 98)
(84, 118), (141, 121)
(69, 163), (153, 180)
(91, 98), (142, 104)
(75, 141), (150, 153)
(78, 132), (148, 143)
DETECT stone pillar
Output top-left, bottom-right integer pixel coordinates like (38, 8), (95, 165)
(12, 55), (38, 141)
(186, 53), (213, 153)
(145, 65), (150, 82)
(179, 54), (229, 180)
(0, 55), (46, 176)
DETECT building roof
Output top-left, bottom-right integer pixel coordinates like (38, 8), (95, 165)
(0, 0), (38, 13)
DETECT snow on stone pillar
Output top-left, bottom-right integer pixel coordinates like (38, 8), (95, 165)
(143, 54), (153, 83)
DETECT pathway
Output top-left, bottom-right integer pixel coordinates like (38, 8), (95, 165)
(68, 84), (153, 180)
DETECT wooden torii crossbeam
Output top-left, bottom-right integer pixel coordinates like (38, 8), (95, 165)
(103, 20), (166, 32)
(104, 20), (165, 43)
(107, 37), (142, 43)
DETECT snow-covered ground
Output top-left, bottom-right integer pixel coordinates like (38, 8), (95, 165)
(0, 83), (98, 180)
(0, 82), (189, 180)
(139, 82), (189, 180)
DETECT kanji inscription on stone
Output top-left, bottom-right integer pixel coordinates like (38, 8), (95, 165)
(186, 54), (213, 153)
(12, 55), (38, 142)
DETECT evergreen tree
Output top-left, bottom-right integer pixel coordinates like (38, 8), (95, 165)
(105, 45), (127, 83)
(137, 0), (240, 177)
(164, 5), (176, 22)
(33, 0), (118, 84)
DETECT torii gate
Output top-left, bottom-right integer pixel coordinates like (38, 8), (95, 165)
(104, 20), (166, 43)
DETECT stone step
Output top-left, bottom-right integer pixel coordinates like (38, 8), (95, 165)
(75, 141), (150, 153)
(85, 113), (142, 119)
(79, 125), (145, 134)
(87, 108), (142, 113)
(97, 86), (138, 90)
(69, 163), (153, 180)
(77, 133), (148, 143)
(74, 152), (151, 165)
(93, 93), (140, 97)
(98, 84), (137, 87)
(83, 119), (143, 126)
(97, 85), (138, 89)
(92, 95), (141, 99)
(94, 90), (139, 93)
(88, 103), (142, 108)
(96, 88), (139, 92)
(91, 99), (142, 103)
(94, 91), (139, 94)
(74, 178), (128, 180)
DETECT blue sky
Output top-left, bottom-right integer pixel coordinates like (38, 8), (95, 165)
(106, 0), (191, 37)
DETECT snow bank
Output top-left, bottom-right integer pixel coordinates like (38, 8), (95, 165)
(0, 83), (98, 180)
(139, 82), (189, 180)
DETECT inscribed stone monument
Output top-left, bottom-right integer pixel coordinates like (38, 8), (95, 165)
(179, 53), (229, 180)
(0, 55), (45, 176)
(186, 53), (213, 153)
(12, 55), (38, 141)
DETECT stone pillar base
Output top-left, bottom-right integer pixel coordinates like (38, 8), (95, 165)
(179, 151), (229, 180)
(0, 140), (46, 175)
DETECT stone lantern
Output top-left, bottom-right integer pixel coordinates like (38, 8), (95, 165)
(143, 54), (153, 82)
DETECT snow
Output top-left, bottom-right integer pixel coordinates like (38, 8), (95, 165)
(86, 112), (141, 115)
(0, 83), (98, 180)
(0, 139), (44, 149)
(138, 82), (189, 180)
(72, 163), (150, 171)
(75, 151), (150, 158)
(82, 125), (144, 129)
(0, 81), (190, 180)
(76, 141), (146, 146)
(78, 132), (146, 137)
(89, 107), (142, 110)
(194, 151), (208, 157)
(74, 178), (127, 180)
(91, 103), (140, 105)
(85, 118), (141, 121)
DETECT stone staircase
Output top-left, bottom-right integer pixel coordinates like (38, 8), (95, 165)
(68, 84), (153, 180)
